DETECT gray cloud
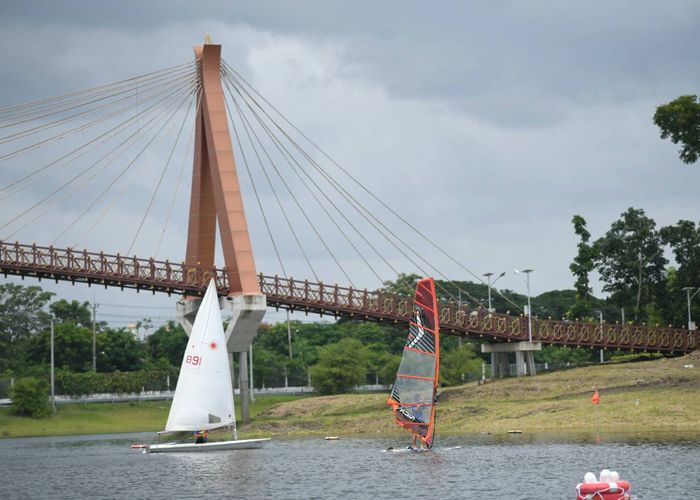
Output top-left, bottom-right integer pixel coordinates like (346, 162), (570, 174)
(1, 1), (699, 330)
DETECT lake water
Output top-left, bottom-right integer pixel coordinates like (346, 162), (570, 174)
(0, 432), (698, 499)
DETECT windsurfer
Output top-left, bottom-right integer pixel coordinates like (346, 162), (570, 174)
(410, 432), (426, 450)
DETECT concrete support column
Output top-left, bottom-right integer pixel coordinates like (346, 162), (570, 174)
(238, 351), (249, 424)
(515, 351), (525, 376)
(490, 352), (510, 378)
(524, 351), (536, 376)
(482, 341), (542, 378)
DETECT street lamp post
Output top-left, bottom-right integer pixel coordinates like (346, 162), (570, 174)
(92, 300), (97, 371)
(50, 315), (56, 413)
(596, 310), (604, 363)
(514, 269), (534, 342)
(483, 271), (506, 312)
(681, 287), (700, 331)
(286, 310), (293, 359)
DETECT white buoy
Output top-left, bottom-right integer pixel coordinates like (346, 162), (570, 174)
(599, 469), (612, 482)
(610, 470), (620, 482)
(584, 472), (597, 483)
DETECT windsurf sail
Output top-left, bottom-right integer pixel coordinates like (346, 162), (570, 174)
(387, 277), (440, 448)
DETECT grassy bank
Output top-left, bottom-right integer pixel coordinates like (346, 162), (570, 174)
(2, 352), (699, 439)
(0, 395), (303, 439)
(246, 351), (700, 438)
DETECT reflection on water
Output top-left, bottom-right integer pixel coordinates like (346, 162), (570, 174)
(0, 431), (698, 499)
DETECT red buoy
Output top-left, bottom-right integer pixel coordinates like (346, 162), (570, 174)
(576, 480), (631, 499)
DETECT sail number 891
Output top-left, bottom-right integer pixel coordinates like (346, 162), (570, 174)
(186, 355), (201, 366)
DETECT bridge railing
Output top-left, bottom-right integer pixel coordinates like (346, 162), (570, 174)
(1, 241), (696, 353)
(0, 241), (229, 294)
(259, 274), (697, 353)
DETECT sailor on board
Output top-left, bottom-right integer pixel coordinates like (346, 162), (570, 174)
(194, 430), (208, 444)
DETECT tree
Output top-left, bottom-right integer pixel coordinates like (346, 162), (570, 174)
(26, 323), (93, 372)
(97, 328), (144, 372)
(366, 343), (399, 385)
(381, 273), (422, 297)
(568, 215), (596, 319)
(594, 208), (667, 323)
(660, 220), (700, 287)
(440, 344), (482, 386)
(252, 347), (287, 388)
(653, 95), (700, 164)
(50, 299), (92, 327)
(310, 338), (369, 395)
(660, 220), (700, 326)
(147, 321), (188, 367)
(0, 284), (54, 372)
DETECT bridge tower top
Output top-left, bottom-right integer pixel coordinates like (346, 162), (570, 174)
(186, 40), (260, 295)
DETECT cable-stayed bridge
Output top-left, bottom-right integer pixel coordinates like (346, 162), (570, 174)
(0, 41), (695, 358)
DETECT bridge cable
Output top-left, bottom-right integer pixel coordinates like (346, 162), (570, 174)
(0, 63), (195, 129)
(223, 76), (354, 286)
(223, 64), (495, 303)
(126, 88), (196, 255)
(223, 87), (291, 280)
(154, 91), (200, 258)
(0, 60), (194, 121)
(0, 69), (196, 146)
(21, 83), (197, 244)
(2, 83), (196, 240)
(0, 71), (197, 163)
(225, 76), (372, 283)
(0, 73), (198, 200)
(224, 71), (390, 284)
(225, 68), (457, 297)
(69, 86), (198, 249)
(224, 67), (470, 303)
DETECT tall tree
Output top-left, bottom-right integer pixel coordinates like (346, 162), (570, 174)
(147, 321), (188, 367)
(50, 299), (92, 327)
(660, 220), (700, 326)
(568, 215), (596, 319)
(26, 323), (93, 372)
(0, 284), (54, 372)
(96, 328), (144, 372)
(310, 338), (369, 395)
(594, 208), (667, 323)
(653, 95), (700, 164)
(381, 273), (422, 297)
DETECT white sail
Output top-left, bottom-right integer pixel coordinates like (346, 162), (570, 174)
(165, 280), (235, 432)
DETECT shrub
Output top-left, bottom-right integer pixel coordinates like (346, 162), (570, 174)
(10, 377), (51, 417)
(55, 369), (174, 396)
(311, 338), (368, 395)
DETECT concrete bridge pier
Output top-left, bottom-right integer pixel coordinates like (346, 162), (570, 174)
(481, 341), (542, 378)
(176, 294), (266, 424)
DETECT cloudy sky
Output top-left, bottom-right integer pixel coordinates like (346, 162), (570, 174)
(1, 1), (699, 329)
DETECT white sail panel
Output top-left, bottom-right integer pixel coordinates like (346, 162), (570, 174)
(165, 280), (235, 432)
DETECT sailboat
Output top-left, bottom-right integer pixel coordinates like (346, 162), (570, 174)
(148, 280), (270, 453)
(386, 277), (440, 450)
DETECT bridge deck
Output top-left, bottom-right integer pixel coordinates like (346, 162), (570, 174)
(0, 241), (695, 353)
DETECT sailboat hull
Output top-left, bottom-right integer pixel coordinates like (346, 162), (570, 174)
(147, 438), (270, 453)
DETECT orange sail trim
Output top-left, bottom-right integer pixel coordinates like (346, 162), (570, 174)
(387, 277), (440, 448)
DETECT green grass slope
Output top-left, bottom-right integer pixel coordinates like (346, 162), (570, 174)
(1, 353), (698, 439)
(248, 351), (700, 437)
